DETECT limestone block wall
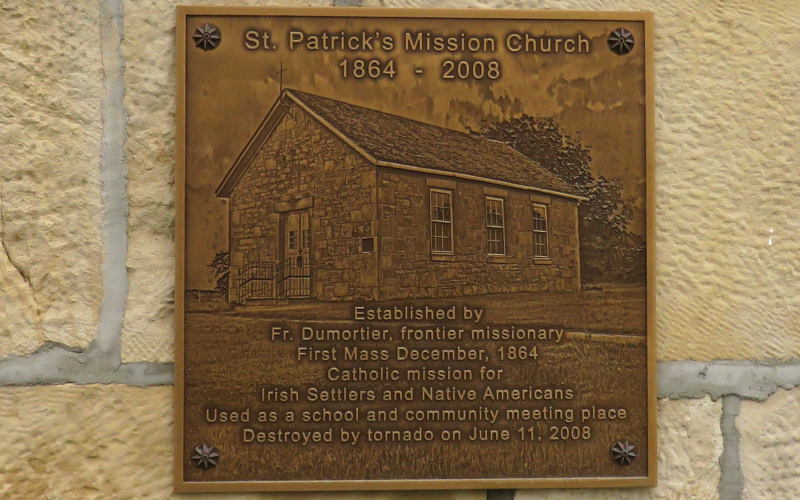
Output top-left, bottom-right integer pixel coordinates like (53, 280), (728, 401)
(0, 0), (797, 499)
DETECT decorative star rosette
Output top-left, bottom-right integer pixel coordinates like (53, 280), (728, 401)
(192, 24), (221, 51)
(610, 440), (637, 466)
(607, 28), (635, 55)
(191, 443), (220, 469)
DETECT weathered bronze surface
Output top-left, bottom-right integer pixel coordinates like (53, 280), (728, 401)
(175, 7), (655, 492)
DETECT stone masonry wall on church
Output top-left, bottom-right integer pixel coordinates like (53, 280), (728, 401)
(228, 99), (579, 303)
(1, 1), (798, 499)
(377, 168), (580, 300)
(228, 101), (379, 302)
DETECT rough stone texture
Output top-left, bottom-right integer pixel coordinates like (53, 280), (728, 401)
(0, 385), (483, 500)
(739, 388), (800, 499)
(379, 169), (580, 298)
(516, 397), (722, 499)
(226, 101), (379, 303)
(122, 0), (331, 362)
(0, 0), (103, 357)
(364, 0), (800, 351)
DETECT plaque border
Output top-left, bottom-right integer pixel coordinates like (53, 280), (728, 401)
(174, 6), (656, 493)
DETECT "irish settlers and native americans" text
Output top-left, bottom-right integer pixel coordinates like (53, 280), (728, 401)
(197, 303), (631, 449)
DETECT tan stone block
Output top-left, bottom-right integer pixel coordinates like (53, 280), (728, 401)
(0, 385), (484, 499)
(0, 0), (103, 356)
(357, 0), (800, 362)
(0, 385), (172, 499)
(516, 397), (722, 499)
(740, 388), (800, 499)
(122, 0), (331, 362)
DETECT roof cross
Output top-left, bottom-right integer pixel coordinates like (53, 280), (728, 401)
(276, 61), (287, 94)
(275, 61), (294, 117)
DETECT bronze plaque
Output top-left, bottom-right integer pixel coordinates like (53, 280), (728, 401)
(176, 7), (655, 492)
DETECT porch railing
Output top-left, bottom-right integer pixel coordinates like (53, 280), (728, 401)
(236, 262), (276, 301)
(276, 257), (311, 298)
(236, 258), (311, 301)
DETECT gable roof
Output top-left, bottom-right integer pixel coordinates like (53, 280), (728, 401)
(216, 89), (586, 201)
